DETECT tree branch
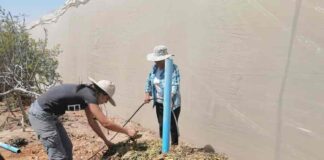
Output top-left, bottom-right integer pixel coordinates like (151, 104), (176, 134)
(0, 87), (40, 97)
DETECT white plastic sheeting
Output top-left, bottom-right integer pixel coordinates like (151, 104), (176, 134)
(29, 0), (324, 159)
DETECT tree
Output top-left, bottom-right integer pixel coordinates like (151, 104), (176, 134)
(0, 7), (61, 127)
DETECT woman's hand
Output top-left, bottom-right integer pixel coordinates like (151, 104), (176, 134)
(144, 93), (151, 104)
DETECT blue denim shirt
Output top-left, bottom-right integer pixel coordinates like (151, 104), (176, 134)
(145, 64), (181, 109)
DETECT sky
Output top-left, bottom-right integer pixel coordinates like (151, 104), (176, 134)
(0, 0), (66, 23)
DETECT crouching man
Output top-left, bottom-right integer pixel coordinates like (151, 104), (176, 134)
(28, 77), (137, 160)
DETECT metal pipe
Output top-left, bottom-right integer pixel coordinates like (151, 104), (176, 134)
(87, 101), (148, 160)
(162, 58), (173, 153)
(275, 1), (302, 160)
(110, 101), (147, 140)
(171, 108), (180, 136)
(0, 142), (21, 153)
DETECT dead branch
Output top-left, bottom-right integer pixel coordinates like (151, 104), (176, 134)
(0, 88), (40, 97)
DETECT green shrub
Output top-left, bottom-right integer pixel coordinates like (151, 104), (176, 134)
(0, 6), (61, 106)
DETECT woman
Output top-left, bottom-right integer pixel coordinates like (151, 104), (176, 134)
(144, 45), (181, 145)
(28, 77), (137, 160)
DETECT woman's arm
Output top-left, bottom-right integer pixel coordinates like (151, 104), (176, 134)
(171, 65), (180, 95)
(144, 92), (151, 104)
(85, 103), (136, 137)
(144, 71), (153, 103)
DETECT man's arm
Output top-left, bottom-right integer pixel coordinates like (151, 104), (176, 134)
(85, 103), (136, 137)
(85, 108), (113, 146)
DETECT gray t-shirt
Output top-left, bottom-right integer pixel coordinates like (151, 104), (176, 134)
(37, 84), (97, 115)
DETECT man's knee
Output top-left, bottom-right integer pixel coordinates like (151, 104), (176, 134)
(65, 145), (73, 160)
(48, 147), (69, 160)
(39, 131), (68, 159)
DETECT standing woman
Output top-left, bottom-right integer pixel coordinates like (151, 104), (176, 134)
(144, 45), (181, 145)
(28, 77), (137, 160)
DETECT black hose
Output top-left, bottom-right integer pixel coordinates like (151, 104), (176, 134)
(156, 97), (180, 136)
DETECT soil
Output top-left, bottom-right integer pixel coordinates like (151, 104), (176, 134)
(0, 108), (228, 160)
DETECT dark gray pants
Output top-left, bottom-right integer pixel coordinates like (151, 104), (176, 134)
(155, 102), (181, 145)
(28, 101), (73, 160)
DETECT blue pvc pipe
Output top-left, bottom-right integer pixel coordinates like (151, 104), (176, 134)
(0, 142), (21, 153)
(162, 58), (173, 153)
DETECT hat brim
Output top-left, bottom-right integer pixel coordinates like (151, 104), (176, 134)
(107, 97), (116, 107)
(88, 77), (116, 106)
(146, 53), (173, 61)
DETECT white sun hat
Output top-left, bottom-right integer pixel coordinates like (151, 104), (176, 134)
(146, 45), (173, 61)
(88, 77), (116, 106)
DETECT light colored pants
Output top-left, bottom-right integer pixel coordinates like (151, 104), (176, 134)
(28, 101), (73, 160)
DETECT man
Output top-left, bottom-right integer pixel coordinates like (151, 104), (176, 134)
(28, 77), (137, 159)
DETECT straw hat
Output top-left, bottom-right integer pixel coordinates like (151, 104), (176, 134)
(88, 77), (116, 106)
(147, 45), (173, 61)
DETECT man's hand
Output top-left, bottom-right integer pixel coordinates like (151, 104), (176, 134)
(127, 128), (138, 138)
